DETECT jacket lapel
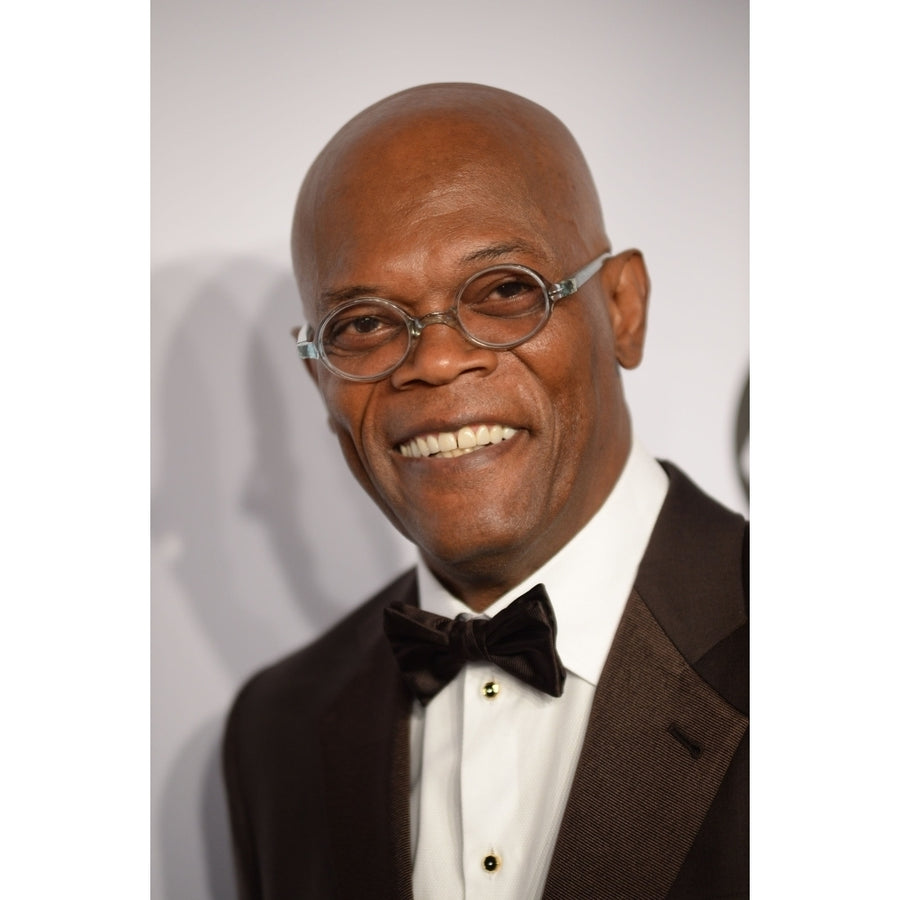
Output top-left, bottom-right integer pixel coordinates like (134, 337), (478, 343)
(544, 592), (747, 899)
(319, 576), (416, 900)
(545, 464), (748, 899)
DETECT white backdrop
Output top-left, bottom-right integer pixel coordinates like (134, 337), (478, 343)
(151, 1), (747, 897)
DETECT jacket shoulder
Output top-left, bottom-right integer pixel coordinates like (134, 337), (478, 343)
(228, 568), (416, 727)
(640, 462), (749, 712)
(221, 571), (416, 899)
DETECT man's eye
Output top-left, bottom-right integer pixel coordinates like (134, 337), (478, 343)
(331, 315), (387, 340)
(347, 315), (382, 334)
(493, 280), (532, 299)
(325, 307), (406, 354)
(330, 312), (390, 338)
(466, 276), (544, 317)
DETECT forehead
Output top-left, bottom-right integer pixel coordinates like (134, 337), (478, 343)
(306, 117), (564, 303)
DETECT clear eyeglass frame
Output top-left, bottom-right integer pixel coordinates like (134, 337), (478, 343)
(296, 250), (612, 382)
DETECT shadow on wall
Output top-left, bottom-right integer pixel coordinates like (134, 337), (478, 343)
(158, 717), (237, 900)
(152, 258), (413, 899)
(734, 370), (749, 502)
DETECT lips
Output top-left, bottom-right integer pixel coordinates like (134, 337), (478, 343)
(397, 423), (518, 459)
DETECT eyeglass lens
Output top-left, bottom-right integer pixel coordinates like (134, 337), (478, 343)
(320, 267), (549, 379)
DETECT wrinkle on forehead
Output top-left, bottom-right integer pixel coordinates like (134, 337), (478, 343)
(292, 84), (608, 312)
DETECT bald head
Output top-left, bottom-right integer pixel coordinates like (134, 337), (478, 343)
(291, 83), (609, 314)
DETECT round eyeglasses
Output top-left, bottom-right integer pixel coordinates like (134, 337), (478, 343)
(297, 251), (611, 382)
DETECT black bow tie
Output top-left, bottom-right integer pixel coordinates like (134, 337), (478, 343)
(383, 583), (566, 706)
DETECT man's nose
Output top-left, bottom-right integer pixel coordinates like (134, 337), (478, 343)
(389, 315), (498, 388)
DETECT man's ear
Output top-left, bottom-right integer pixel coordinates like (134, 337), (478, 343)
(605, 249), (649, 369)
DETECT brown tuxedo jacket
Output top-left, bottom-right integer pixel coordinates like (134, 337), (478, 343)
(223, 463), (749, 898)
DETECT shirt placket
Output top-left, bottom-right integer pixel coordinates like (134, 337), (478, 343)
(459, 660), (519, 898)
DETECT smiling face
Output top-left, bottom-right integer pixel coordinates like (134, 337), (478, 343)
(293, 85), (649, 609)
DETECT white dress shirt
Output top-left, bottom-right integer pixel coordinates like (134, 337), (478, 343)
(409, 439), (669, 899)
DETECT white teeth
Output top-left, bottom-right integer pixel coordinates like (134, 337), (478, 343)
(399, 423), (518, 459)
(458, 426), (477, 449)
(438, 432), (457, 452)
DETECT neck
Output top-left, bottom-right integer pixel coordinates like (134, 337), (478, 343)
(421, 423), (634, 613)
(421, 471), (621, 613)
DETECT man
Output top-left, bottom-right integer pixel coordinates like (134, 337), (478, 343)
(224, 83), (748, 899)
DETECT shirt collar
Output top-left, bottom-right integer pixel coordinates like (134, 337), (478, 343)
(416, 438), (669, 686)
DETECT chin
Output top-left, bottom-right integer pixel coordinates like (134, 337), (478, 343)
(415, 515), (541, 576)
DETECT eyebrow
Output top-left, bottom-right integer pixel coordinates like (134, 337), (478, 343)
(319, 284), (383, 310)
(462, 241), (549, 264)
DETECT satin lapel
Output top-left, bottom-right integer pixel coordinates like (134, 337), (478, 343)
(543, 591), (748, 899)
(319, 592), (415, 900)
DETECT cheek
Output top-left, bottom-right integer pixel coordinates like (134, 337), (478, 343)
(537, 317), (621, 455)
(319, 380), (378, 480)
(527, 309), (609, 405)
(320, 380), (415, 539)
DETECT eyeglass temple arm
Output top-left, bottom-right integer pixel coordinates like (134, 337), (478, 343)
(549, 251), (612, 301)
(297, 326), (320, 360)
